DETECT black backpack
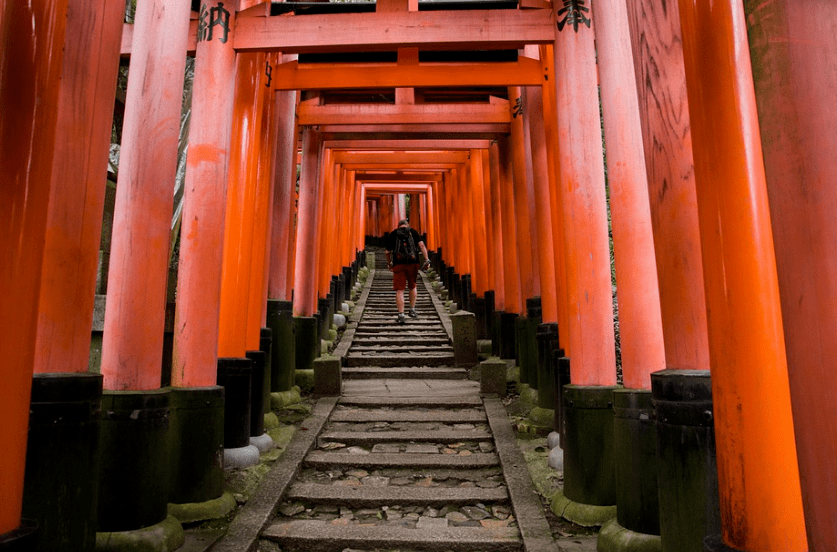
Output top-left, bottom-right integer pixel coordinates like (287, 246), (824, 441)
(393, 227), (418, 264)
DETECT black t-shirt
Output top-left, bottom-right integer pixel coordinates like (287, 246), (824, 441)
(385, 227), (422, 265)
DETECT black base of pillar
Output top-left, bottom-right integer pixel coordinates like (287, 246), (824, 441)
(563, 384), (618, 507)
(168, 386), (224, 505)
(704, 535), (744, 552)
(98, 389), (171, 533)
(499, 311), (518, 359)
(652, 369), (720, 552)
(613, 388), (660, 536)
(483, 290), (495, 341)
(554, 356), (571, 441)
(260, 327), (272, 414)
(513, 317), (527, 382)
(246, 350), (267, 437)
(217, 358), (252, 449)
(472, 296), (487, 339)
(491, 311), (502, 357)
(536, 323), (560, 409)
(295, 316), (319, 372)
(23, 373), (102, 552)
(266, 300), (295, 392)
(0, 521), (38, 551)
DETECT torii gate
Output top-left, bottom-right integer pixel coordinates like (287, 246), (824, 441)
(3, 1), (834, 551)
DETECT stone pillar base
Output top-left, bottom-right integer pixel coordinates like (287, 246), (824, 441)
(167, 492), (236, 525)
(703, 535), (745, 552)
(294, 316), (319, 372)
(223, 445), (260, 469)
(551, 490), (617, 527)
(250, 433), (274, 452)
(95, 515), (184, 552)
(451, 311), (478, 367)
(479, 357), (507, 396)
(313, 355), (342, 396)
(598, 517), (662, 552)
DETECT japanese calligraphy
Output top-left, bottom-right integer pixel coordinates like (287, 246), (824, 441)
(265, 60), (273, 87)
(556, 0), (591, 33)
(512, 97), (524, 119)
(197, 2), (231, 44)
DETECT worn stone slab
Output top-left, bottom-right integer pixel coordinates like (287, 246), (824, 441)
(262, 521), (522, 552)
(285, 483), (508, 506)
(451, 311), (478, 368)
(329, 409), (486, 423)
(318, 429), (492, 444)
(342, 366), (466, 380)
(305, 451), (499, 469)
(211, 397), (338, 552)
(346, 354), (456, 368)
(341, 379), (481, 398)
(349, 344), (454, 353)
(338, 395), (482, 407)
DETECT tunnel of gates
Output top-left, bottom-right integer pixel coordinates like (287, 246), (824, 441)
(2, 0), (837, 551)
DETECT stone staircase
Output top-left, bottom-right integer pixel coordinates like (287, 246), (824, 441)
(254, 264), (556, 552)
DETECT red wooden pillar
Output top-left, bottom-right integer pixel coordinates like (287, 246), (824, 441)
(468, 150), (489, 296)
(479, 150), (496, 293)
(552, 17), (616, 387)
(488, 142), (507, 311)
(33, 0), (123, 376)
(679, 1), (807, 550)
(218, 52), (266, 357)
(268, 84), (298, 302)
(509, 87), (539, 311)
(747, 3), (837, 546)
(497, 137), (522, 315)
(625, 0), (710, 373)
(593, 0), (665, 390)
(0, 0), (69, 537)
(523, 84), (559, 324)
(102, 0), (191, 390)
(293, 127), (323, 317)
(173, 2), (237, 386)
(246, 55), (277, 349)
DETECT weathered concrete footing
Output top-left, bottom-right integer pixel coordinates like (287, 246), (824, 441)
(294, 316), (319, 372)
(0, 520), (38, 551)
(479, 357), (507, 396)
(223, 445), (260, 469)
(597, 388), (661, 552)
(167, 386), (224, 505)
(95, 514), (184, 552)
(652, 370), (720, 552)
(313, 355), (342, 396)
(559, 384), (618, 525)
(266, 300), (295, 392)
(217, 358), (252, 449)
(97, 389), (171, 533)
(450, 310), (478, 367)
(23, 372), (103, 552)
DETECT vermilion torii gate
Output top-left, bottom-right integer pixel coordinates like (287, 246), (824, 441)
(2, 1), (836, 551)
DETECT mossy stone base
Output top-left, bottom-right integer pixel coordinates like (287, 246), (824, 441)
(295, 369), (315, 393)
(598, 518), (662, 552)
(96, 515), (184, 552)
(551, 490), (616, 527)
(270, 386), (302, 410)
(167, 492), (236, 524)
(264, 412), (280, 430)
(528, 406), (554, 430)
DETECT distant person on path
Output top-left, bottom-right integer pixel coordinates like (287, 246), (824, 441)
(385, 219), (430, 324)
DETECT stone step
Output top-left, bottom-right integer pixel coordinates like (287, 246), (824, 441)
(342, 366), (467, 380)
(329, 409), (486, 424)
(304, 451), (500, 469)
(338, 396), (483, 407)
(345, 354), (457, 367)
(348, 345), (454, 353)
(349, 337), (450, 346)
(285, 483), (508, 507)
(318, 429), (493, 444)
(262, 521), (522, 552)
(351, 328), (448, 337)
